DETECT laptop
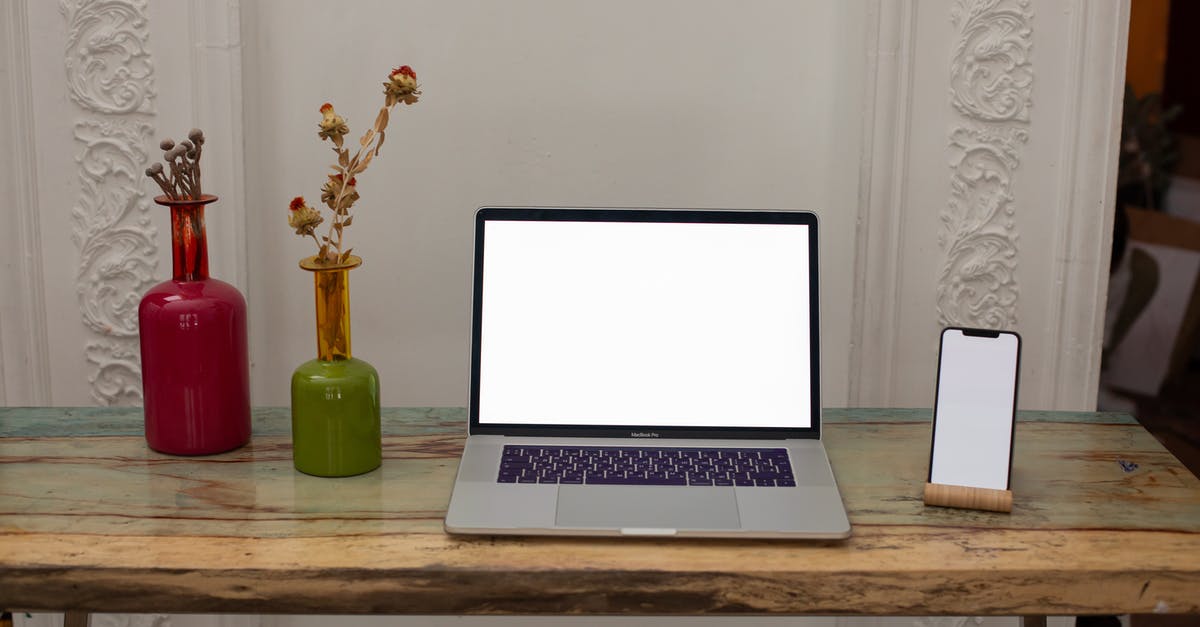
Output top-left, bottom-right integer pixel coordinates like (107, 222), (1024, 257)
(444, 207), (851, 539)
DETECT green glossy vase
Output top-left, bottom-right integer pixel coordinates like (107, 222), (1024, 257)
(291, 255), (381, 477)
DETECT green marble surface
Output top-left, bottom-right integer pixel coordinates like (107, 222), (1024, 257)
(0, 406), (1135, 437)
(2, 406), (1199, 616)
(0, 406), (1192, 539)
(0, 406), (466, 437)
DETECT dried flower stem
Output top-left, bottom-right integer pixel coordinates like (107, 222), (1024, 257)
(290, 66), (419, 264)
(324, 105), (392, 258)
(191, 141), (204, 197)
(146, 129), (207, 201)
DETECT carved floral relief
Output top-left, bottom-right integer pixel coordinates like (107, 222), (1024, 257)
(62, 0), (158, 404)
(938, 0), (1033, 329)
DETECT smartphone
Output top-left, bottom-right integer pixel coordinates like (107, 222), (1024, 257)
(928, 327), (1021, 491)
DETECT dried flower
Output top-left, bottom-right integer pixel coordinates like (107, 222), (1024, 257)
(383, 66), (420, 107)
(288, 196), (324, 237)
(320, 174), (359, 212)
(317, 103), (350, 146)
(146, 128), (206, 200)
(289, 65), (421, 266)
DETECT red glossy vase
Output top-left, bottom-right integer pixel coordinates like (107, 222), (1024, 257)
(138, 194), (251, 455)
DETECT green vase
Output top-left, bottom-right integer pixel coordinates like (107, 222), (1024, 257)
(291, 255), (381, 477)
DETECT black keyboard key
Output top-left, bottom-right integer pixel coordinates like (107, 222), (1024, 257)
(638, 476), (688, 486)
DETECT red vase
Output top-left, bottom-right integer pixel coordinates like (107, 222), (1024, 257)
(138, 194), (251, 455)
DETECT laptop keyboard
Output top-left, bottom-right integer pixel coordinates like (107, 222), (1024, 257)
(496, 445), (796, 487)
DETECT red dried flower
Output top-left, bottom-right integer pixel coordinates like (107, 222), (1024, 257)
(384, 65), (420, 106)
(287, 197), (323, 236)
(317, 103), (349, 144)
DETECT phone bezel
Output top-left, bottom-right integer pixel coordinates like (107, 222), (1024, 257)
(927, 326), (1022, 490)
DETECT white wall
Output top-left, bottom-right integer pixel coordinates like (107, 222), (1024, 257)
(239, 0), (868, 407)
(1, 0), (1125, 414)
(2, 0), (1126, 413)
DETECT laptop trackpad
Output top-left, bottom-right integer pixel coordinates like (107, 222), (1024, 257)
(556, 486), (740, 530)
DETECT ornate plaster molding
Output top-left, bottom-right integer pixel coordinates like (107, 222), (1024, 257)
(62, 0), (156, 114)
(937, 0), (1033, 329)
(62, 0), (158, 405)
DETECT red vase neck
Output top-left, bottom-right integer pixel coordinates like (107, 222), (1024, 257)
(157, 194), (217, 281)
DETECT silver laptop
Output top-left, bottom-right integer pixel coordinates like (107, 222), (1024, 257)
(444, 207), (850, 539)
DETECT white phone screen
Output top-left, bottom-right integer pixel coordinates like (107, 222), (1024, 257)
(929, 328), (1020, 490)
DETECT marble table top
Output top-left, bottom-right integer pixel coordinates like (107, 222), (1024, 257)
(1, 407), (1198, 615)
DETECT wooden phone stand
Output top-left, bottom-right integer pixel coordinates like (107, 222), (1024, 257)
(923, 482), (1013, 513)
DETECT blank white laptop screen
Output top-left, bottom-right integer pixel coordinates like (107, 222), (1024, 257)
(477, 219), (812, 429)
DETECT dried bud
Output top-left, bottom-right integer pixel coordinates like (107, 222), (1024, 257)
(317, 103), (349, 143)
(383, 65), (420, 106)
(160, 138), (175, 151)
(287, 197), (324, 236)
(146, 162), (164, 175)
(321, 173), (358, 210)
(180, 139), (194, 150)
(188, 128), (205, 143)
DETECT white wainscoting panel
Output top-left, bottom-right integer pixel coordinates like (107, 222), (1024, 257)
(855, 0), (1127, 411)
(0, 0), (52, 405)
(848, 0), (917, 405)
(1038, 0), (1129, 410)
(62, 0), (160, 405)
(9, 0), (248, 406)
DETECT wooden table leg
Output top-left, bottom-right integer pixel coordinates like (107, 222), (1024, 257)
(64, 612), (90, 627)
(1021, 617), (1048, 627)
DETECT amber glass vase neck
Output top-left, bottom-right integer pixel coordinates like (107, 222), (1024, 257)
(313, 268), (352, 361)
(157, 194), (217, 282)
